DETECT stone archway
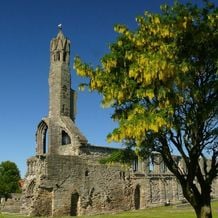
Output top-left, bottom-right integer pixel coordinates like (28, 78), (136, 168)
(70, 192), (79, 216)
(134, 184), (140, 210)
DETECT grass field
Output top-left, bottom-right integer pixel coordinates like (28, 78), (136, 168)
(1, 201), (218, 218)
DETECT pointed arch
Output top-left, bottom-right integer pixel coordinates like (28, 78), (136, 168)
(36, 120), (48, 154)
(134, 184), (140, 210)
(70, 192), (80, 216)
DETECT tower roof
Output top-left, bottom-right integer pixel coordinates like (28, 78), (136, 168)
(50, 25), (70, 53)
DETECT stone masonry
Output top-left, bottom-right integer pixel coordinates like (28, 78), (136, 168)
(18, 28), (218, 216)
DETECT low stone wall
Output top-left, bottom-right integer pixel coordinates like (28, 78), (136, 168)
(0, 193), (22, 213)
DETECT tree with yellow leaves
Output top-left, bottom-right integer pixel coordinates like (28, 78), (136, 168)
(74, 1), (218, 217)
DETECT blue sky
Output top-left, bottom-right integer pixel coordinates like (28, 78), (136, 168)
(0, 0), (217, 177)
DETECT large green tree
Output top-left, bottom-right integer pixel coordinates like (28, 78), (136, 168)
(0, 161), (21, 199)
(74, 1), (218, 218)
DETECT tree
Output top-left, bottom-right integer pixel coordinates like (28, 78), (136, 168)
(74, 1), (218, 218)
(0, 161), (21, 199)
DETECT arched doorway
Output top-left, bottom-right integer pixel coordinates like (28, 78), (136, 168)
(134, 185), (140, 210)
(70, 192), (79, 216)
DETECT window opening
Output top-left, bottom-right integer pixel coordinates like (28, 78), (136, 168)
(62, 130), (71, 145)
(43, 128), (48, 153)
(132, 157), (138, 172)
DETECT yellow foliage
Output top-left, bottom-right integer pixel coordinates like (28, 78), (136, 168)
(182, 21), (187, 29)
(153, 16), (160, 24)
(118, 40), (123, 47)
(146, 89), (154, 99)
(117, 92), (124, 102)
(149, 123), (159, 132)
(129, 68), (135, 78)
(181, 64), (189, 73)
(74, 1), (217, 146)
(136, 40), (143, 46)
(161, 27), (170, 37)
(102, 58), (117, 72)
(125, 52), (133, 60)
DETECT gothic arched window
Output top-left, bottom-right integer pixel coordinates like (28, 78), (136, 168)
(36, 120), (48, 154)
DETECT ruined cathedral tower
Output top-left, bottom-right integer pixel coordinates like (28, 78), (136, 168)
(21, 28), (91, 216)
(21, 27), (138, 216)
(36, 27), (87, 156)
(49, 26), (73, 119)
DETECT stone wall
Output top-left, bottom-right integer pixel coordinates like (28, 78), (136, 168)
(21, 154), (139, 216)
(0, 193), (22, 213)
(21, 152), (218, 216)
(145, 174), (183, 205)
(20, 150), (218, 217)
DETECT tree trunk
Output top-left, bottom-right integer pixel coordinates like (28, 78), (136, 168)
(194, 204), (212, 218)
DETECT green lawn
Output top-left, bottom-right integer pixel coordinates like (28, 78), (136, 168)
(1, 201), (218, 218)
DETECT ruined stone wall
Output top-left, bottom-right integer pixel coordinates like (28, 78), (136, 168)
(0, 193), (22, 213)
(145, 175), (218, 206)
(21, 152), (218, 216)
(145, 175), (184, 206)
(49, 155), (136, 216)
(83, 145), (121, 164)
(144, 153), (218, 206)
(212, 178), (218, 199)
(21, 155), (138, 216)
(20, 155), (49, 215)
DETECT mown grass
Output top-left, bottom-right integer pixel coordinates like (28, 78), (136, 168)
(1, 201), (218, 218)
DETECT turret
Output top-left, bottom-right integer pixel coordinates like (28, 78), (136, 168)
(48, 26), (76, 121)
(50, 25), (70, 65)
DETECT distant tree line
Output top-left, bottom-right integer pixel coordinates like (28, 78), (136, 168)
(0, 161), (21, 199)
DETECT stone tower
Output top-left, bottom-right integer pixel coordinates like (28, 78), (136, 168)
(49, 26), (72, 119)
(36, 27), (87, 156)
